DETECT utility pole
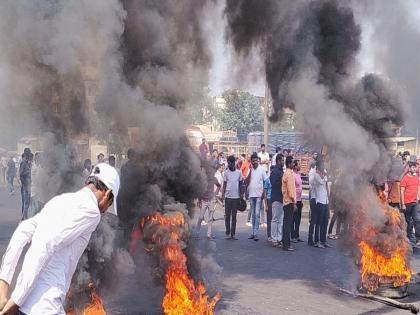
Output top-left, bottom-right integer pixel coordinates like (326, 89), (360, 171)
(264, 82), (270, 151)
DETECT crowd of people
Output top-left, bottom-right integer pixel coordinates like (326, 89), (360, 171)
(4, 148), (119, 221)
(195, 142), (420, 251)
(196, 141), (331, 251)
(8, 142), (420, 252)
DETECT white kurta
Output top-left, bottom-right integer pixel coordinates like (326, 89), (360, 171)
(0, 187), (101, 315)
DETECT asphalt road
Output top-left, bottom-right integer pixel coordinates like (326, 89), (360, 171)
(1, 186), (420, 315)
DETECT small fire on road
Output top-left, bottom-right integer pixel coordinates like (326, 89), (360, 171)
(139, 212), (221, 315)
(354, 190), (412, 293)
(67, 283), (106, 315)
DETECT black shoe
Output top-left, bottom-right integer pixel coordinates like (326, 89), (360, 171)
(283, 247), (295, 252)
(297, 238), (304, 242)
(253, 236), (259, 241)
(248, 235), (255, 239)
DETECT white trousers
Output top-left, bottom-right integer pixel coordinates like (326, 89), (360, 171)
(271, 201), (284, 242)
(196, 200), (215, 237)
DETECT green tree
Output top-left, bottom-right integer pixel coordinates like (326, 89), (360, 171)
(185, 93), (218, 126)
(219, 90), (263, 140)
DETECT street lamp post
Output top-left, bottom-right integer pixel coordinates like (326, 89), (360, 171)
(264, 82), (270, 151)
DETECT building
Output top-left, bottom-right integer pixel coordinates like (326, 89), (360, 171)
(385, 136), (418, 155)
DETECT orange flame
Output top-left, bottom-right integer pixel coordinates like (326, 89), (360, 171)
(355, 191), (412, 291)
(66, 283), (106, 315)
(82, 284), (106, 315)
(140, 212), (221, 315)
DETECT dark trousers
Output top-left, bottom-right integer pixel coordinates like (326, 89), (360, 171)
(17, 311), (27, 315)
(266, 199), (272, 238)
(7, 175), (14, 192)
(292, 201), (303, 239)
(225, 198), (239, 237)
(405, 202), (420, 242)
(308, 198), (317, 243)
(282, 203), (294, 249)
(315, 203), (329, 244)
(328, 212), (343, 235)
(389, 202), (401, 211)
(20, 185), (30, 220)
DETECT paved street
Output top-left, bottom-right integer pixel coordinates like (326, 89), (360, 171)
(1, 187), (420, 315)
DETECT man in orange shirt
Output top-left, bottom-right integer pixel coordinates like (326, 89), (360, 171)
(387, 181), (401, 209)
(282, 156), (296, 251)
(240, 153), (251, 179)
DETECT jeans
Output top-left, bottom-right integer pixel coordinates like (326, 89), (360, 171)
(21, 185), (31, 220)
(225, 198), (239, 237)
(328, 211), (343, 235)
(315, 203), (329, 244)
(308, 198), (317, 244)
(259, 199), (266, 224)
(405, 202), (420, 242)
(271, 201), (284, 242)
(292, 201), (303, 239)
(266, 199), (272, 238)
(249, 197), (262, 236)
(7, 175), (14, 193)
(196, 200), (215, 237)
(282, 203), (294, 249)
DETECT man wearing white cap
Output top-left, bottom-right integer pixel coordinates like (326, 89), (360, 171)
(0, 163), (120, 315)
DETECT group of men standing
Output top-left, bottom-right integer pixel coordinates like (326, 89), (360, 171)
(196, 143), (310, 252)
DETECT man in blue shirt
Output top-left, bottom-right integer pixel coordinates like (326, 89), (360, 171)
(264, 166), (274, 241)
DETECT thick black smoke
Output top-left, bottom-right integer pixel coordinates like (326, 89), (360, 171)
(119, 0), (212, 109)
(0, 0), (213, 312)
(225, 0), (406, 177)
(225, 0), (362, 119)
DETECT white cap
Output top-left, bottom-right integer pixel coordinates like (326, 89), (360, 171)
(91, 163), (120, 215)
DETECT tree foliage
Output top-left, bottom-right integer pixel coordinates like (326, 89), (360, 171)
(219, 90), (263, 140)
(185, 93), (217, 126)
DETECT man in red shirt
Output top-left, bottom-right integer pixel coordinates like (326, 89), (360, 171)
(400, 161), (420, 244)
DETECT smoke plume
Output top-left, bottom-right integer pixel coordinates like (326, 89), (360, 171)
(0, 0), (216, 311)
(352, 0), (420, 131)
(225, 0), (409, 265)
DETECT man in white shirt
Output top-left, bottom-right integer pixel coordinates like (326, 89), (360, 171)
(0, 163), (120, 315)
(307, 162), (317, 246)
(246, 153), (268, 241)
(271, 147), (281, 167)
(257, 144), (270, 174)
(214, 163), (224, 200)
(312, 160), (331, 249)
(222, 156), (243, 240)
